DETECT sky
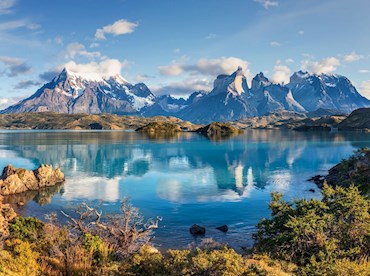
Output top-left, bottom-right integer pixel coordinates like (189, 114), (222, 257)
(0, 0), (370, 108)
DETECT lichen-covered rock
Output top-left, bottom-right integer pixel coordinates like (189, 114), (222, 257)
(0, 164), (64, 196)
(0, 196), (16, 237)
(34, 165), (64, 188)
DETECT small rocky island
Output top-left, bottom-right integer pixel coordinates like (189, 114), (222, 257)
(0, 164), (65, 196)
(196, 122), (243, 136)
(135, 122), (183, 133)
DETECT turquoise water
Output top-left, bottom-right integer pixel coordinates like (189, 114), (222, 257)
(1, 130), (369, 249)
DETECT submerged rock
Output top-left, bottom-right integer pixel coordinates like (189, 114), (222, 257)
(216, 225), (228, 232)
(190, 224), (206, 235)
(0, 164), (64, 196)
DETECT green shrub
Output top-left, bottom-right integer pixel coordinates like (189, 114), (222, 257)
(253, 184), (370, 274)
(8, 217), (44, 241)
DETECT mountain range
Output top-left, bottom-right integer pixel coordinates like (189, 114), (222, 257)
(2, 67), (369, 123)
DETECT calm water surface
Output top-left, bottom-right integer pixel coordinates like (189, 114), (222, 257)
(1, 130), (369, 249)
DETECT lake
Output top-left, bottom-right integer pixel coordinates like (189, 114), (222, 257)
(1, 129), (369, 250)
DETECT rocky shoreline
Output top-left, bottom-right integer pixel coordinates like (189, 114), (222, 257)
(0, 108), (369, 132)
(309, 148), (370, 194)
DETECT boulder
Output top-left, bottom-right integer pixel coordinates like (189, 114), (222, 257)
(189, 224), (206, 235)
(34, 165), (64, 188)
(216, 225), (228, 232)
(0, 164), (64, 196)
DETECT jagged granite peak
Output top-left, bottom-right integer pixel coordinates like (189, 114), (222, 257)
(251, 72), (271, 91)
(288, 71), (370, 113)
(212, 67), (249, 96)
(177, 68), (257, 123)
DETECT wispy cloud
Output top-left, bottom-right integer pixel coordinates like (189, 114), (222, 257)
(343, 51), (364, 63)
(0, 97), (20, 110)
(205, 33), (217, 39)
(0, 0), (16, 14)
(270, 41), (281, 47)
(302, 57), (340, 74)
(298, 30), (304, 35)
(152, 78), (211, 97)
(360, 80), (370, 99)
(65, 42), (101, 60)
(14, 80), (41, 89)
(0, 56), (31, 77)
(159, 56), (250, 77)
(272, 64), (290, 84)
(359, 69), (370, 73)
(0, 20), (41, 31)
(135, 74), (154, 83)
(254, 0), (279, 9)
(95, 19), (138, 40)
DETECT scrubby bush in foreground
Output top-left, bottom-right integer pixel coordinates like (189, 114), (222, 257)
(253, 184), (370, 275)
(0, 186), (369, 275)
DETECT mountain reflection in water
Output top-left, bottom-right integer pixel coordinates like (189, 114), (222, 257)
(0, 129), (369, 249)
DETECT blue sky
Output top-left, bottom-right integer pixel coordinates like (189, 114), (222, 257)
(0, 0), (370, 108)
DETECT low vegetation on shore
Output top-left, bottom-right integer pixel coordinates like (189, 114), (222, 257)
(0, 112), (197, 131)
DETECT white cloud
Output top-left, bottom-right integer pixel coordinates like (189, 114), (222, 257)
(343, 52), (364, 63)
(65, 42), (101, 59)
(298, 30), (304, 35)
(272, 64), (291, 84)
(152, 78), (212, 97)
(160, 57), (251, 78)
(54, 35), (63, 45)
(173, 48), (181, 53)
(95, 19), (138, 40)
(194, 57), (250, 76)
(285, 58), (295, 64)
(0, 20), (41, 31)
(0, 97), (18, 110)
(302, 57), (340, 74)
(0, 56), (31, 76)
(270, 41), (281, 47)
(159, 64), (184, 76)
(90, 43), (99, 48)
(359, 69), (370, 73)
(135, 74), (154, 83)
(360, 80), (370, 99)
(64, 59), (128, 79)
(254, 0), (279, 9)
(205, 33), (217, 39)
(0, 0), (16, 14)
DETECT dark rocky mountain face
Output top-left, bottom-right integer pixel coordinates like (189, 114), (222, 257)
(1, 68), (369, 123)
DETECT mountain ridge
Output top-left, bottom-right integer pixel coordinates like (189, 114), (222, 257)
(2, 67), (369, 123)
